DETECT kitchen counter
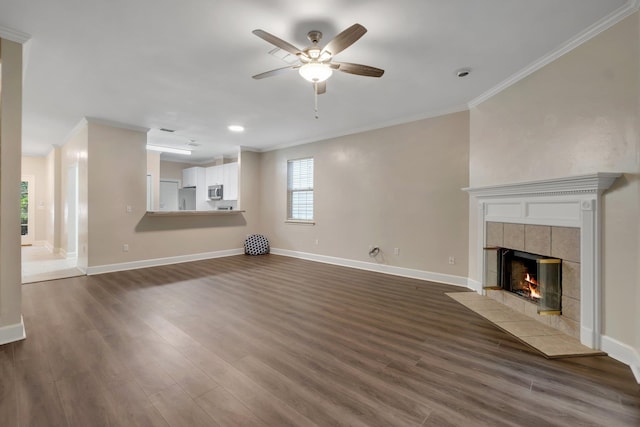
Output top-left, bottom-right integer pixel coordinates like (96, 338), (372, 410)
(145, 210), (245, 217)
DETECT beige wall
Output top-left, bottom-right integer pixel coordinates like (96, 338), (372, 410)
(0, 38), (23, 335)
(237, 150), (259, 213)
(87, 121), (147, 266)
(85, 121), (259, 267)
(237, 150), (261, 232)
(21, 156), (47, 242)
(160, 160), (192, 182)
(259, 111), (470, 277)
(468, 14), (640, 350)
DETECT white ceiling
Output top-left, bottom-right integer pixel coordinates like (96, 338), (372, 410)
(0, 0), (631, 162)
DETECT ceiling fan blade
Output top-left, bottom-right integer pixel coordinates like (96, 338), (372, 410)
(252, 29), (302, 56)
(321, 23), (367, 57)
(252, 65), (296, 79)
(333, 62), (385, 77)
(314, 81), (326, 95)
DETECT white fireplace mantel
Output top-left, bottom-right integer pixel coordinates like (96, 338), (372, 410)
(463, 173), (621, 349)
(463, 173), (621, 199)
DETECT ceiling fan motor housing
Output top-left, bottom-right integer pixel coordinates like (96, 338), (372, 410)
(307, 31), (323, 44)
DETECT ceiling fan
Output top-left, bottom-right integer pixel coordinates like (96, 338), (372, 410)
(251, 23), (384, 97)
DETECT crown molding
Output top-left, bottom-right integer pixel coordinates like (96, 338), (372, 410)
(63, 118), (89, 145)
(261, 104), (469, 153)
(0, 25), (31, 44)
(468, 0), (640, 108)
(62, 117), (150, 151)
(239, 145), (261, 153)
(85, 117), (150, 133)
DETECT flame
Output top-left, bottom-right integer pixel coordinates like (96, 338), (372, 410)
(525, 273), (541, 299)
(529, 284), (541, 299)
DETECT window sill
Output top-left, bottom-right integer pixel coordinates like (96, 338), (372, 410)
(285, 220), (316, 225)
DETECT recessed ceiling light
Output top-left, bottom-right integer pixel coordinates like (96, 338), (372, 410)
(456, 68), (471, 78)
(228, 125), (245, 132)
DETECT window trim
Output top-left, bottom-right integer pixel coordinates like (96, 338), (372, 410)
(284, 219), (316, 225)
(286, 157), (314, 222)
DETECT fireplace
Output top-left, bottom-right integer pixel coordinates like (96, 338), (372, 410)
(484, 247), (562, 314)
(463, 173), (621, 349)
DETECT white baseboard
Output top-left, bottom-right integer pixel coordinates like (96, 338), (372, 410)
(580, 327), (598, 350)
(43, 241), (61, 254)
(270, 248), (469, 288)
(601, 335), (640, 383)
(467, 278), (483, 293)
(0, 316), (26, 345)
(85, 248), (244, 275)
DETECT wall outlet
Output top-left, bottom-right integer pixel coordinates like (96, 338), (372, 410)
(315, 239), (319, 245)
(448, 256), (455, 265)
(123, 244), (129, 252)
(394, 248), (400, 256)
(126, 205), (132, 213)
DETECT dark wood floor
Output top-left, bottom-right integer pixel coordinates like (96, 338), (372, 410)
(2, 254), (639, 426)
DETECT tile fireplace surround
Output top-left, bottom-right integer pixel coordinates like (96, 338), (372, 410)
(464, 173), (620, 350)
(484, 222), (580, 339)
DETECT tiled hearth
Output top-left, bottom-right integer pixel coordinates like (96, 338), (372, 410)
(464, 173), (620, 349)
(446, 291), (605, 357)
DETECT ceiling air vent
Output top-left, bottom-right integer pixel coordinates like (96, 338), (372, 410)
(160, 128), (175, 133)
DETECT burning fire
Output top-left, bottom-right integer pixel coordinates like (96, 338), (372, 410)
(525, 273), (541, 299)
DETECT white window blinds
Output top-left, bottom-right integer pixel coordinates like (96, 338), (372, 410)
(287, 157), (314, 221)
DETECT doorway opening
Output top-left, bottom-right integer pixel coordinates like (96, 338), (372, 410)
(20, 175), (35, 246)
(21, 166), (83, 284)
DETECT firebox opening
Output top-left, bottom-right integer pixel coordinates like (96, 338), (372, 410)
(484, 247), (562, 315)
(504, 250), (542, 302)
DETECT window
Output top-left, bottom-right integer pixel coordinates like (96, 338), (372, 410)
(287, 157), (314, 221)
(20, 180), (29, 236)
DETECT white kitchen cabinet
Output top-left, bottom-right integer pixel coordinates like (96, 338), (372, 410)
(205, 165), (223, 187)
(222, 162), (238, 200)
(182, 167), (202, 188)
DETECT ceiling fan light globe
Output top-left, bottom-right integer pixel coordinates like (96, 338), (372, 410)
(299, 63), (333, 82)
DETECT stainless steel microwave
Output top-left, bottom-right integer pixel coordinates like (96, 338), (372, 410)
(208, 184), (223, 200)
